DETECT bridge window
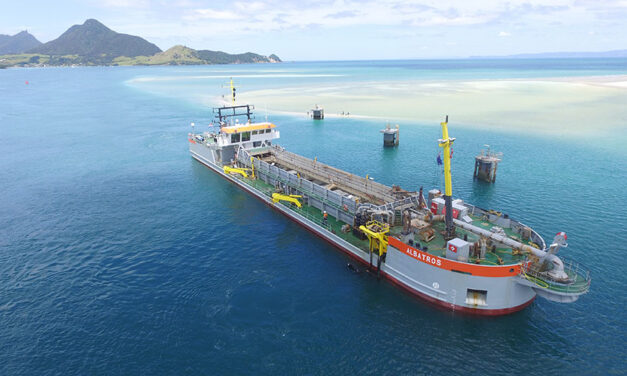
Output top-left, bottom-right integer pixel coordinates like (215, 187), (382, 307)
(252, 130), (258, 135)
(265, 129), (271, 133)
(465, 289), (487, 306)
(231, 133), (240, 143)
(241, 131), (251, 142)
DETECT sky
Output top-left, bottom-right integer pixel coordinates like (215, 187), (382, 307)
(1, 0), (626, 60)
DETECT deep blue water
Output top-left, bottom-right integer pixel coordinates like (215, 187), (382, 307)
(1, 60), (626, 375)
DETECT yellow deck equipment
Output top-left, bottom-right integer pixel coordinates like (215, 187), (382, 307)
(359, 220), (390, 257)
(223, 166), (250, 179)
(272, 193), (302, 208)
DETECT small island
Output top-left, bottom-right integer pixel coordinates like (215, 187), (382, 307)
(0, 19), (281, 68)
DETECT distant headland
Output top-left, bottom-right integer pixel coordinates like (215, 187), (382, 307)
(0, 19), (281, 68)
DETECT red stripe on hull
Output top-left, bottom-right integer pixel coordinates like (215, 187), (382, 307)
(193, 155), (536, 316)
(388, 236), (523, 277)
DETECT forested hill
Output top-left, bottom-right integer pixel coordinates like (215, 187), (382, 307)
(28, 19), (161, 58)
(0, 19), (281, 68)
(0, 31), (42, 54)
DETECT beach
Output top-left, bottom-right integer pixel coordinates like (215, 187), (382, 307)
(237, 74), (627, 138)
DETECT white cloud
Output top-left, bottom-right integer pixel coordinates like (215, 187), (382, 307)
(234, 1), (267, 12)
(164, 0), (589, 35)
(187, 9), (242, 21)
(88, 0), (626, 55)
(98, 0), (149, 8)
(174, 1), (499, 34)
(419, 15), (495, 26)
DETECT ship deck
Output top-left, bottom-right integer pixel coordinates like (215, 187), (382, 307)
(235, 172), (531, 266)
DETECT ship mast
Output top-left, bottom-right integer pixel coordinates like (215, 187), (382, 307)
(214, 78), (254, 127)
(438, 116), (456, 240)
(230, 78), (236, 104)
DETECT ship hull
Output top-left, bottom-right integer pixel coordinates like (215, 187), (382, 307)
(190, 144), (537, 315)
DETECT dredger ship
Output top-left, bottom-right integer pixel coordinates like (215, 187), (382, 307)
(188, 99), (590, 315)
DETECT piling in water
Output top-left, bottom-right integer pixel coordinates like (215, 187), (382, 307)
(473, 145), (502, 183)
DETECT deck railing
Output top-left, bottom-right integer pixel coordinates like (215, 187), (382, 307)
(225, 157), (334, 232)
(521, 257), (591, 294)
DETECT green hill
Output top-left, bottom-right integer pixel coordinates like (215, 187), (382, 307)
(0, 31), (42, 54)
(29, 19), (161, 60)
(196, 49), (279, 64)
(0, 19), (281, 68)
(132, 45), (203, 65)
(113, 45), (281, 66)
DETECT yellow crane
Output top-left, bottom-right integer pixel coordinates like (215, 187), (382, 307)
(272, 193), (302, 208)
(223, 166), (250, 178)
(223, 157), (256, 179)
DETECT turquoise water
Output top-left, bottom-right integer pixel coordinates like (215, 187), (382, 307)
(1, 60), (626, 375)
(126, 58), (627, 103)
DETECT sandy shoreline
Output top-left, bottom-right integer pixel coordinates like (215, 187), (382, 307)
(526, 74), (627, 87)
(237, 74), (627, 137)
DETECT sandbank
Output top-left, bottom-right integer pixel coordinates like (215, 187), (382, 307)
(237, 75), (627, 138)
